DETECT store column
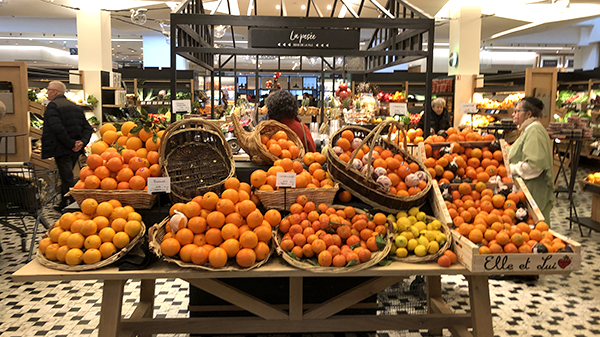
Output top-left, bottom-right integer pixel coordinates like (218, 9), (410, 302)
(76, 9), (113, 122)
(447, 3), (481, 128)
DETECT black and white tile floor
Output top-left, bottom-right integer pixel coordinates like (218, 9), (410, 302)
(1, 159), (599, 337)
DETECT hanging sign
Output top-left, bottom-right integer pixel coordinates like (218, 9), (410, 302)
(147, 177), (171, 194)
(390, 103), (408, 116)
(249, 28), (359, 50)
(460, 103), (478, 114)
(276, 172), (296, 188)
(172, 99), (191, 113)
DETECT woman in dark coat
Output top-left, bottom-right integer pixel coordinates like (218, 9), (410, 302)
(417, 97), (451, 134)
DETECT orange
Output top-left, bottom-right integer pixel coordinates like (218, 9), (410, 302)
(336, 138), (351, 151)
(250, 170), (267, 188)
(125, 137), (143, 151)
(207, 211), (226, 229)
(246, 210), (264, 229)
(208, 247), (228, 268)
(239, 231), (258, 249)
(237, 200), (257, 217)
(264, 209), (282, 226)
(221, 238), (241, 258)
(161, 238), (181, 257)
(129, 176), (146, 190)
(236, 248), (257, 268)
(116, 168), (134, 182)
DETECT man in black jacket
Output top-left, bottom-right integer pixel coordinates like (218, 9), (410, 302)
(42, 81), (93, 210)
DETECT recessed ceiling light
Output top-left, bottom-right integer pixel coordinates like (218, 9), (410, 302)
(301, 5), (306, 10)
(327, 5), (331, 10)
(117, 45), (120, 47)
(276, 5), (280, 10)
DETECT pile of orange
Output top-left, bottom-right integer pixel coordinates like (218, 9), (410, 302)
(405, 128), (424, 144)
(423, 127), (496, 144)
(160, 178), (278, 269)
(74, 123), (163, 191)
(333, 129), (429, 197)
(447, 182), (526, 228)
(249, 157), (334, 191)
(39, 198), (143, 265)
(456, 220), (568, 255)
(277, 195), (388, 267)
(423, 141), (512, 184)
(261, 130), (301, 159)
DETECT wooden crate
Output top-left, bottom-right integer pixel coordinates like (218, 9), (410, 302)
(451, 229), (581, 274)
(429, 180), (452, 227)
(30, 127), (43, 139)
(30, 152), (56, 170)
(450, 177), (582, 274)
(29, 101), (45, 116)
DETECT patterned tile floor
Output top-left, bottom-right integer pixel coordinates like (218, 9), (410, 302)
(1, 158), (599, 337)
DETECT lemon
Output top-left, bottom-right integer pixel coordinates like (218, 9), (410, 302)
(424, 231), (437, 242)
(416, 212), (427, 222)
(394, 235), (408, 248)
(436, 233), (448, 246)
(396, 211), (408, 219)
(430, 220), (442, 230)
(414, 245), (428, 257)
(428, 241), (440, 254)
(408, 207), (420, 217)
(396, 218), (411, 232)
(395, 247), (408, 258)
(400, 231), (414, 241)
(426, 223), (433, 231)
(417, 236), (430, 247)
(410, 226), (420, 239)
(414, 221), (427, 232)
(407, 239), (419, 251)
(407, 216), (417, 225)
(387, 214), (396, 223)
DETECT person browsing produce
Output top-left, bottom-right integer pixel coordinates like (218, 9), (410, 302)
(265, 90), (317, 152)
(42, 81), (93, 210)
(507, 97), (553, 224)
(417, 97), (451, 134)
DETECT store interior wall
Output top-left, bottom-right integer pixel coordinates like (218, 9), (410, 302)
(142, 36), (188, 70)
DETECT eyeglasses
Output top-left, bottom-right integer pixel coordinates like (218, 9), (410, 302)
(513, 109), (527, 114)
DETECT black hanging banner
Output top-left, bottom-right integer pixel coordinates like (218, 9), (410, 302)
(249, 28), (360, 50)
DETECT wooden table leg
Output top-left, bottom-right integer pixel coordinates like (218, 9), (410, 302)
(98, 279), (126, 337)
(135, 279), (155, 337)
(466, 275), (493, 337)
(426, 276), (443, 337)
(289, 277), (303, 320)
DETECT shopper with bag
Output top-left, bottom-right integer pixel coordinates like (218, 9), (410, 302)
(507, 97), (554, 224)
(42, 81), (94, 210)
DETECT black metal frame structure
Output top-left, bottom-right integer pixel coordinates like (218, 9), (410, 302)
(170, 0), (435, 133)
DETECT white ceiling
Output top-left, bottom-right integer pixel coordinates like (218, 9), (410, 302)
(0, 0), (599, 69)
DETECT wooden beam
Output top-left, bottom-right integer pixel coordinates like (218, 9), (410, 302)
(466, 275), (494, 337)
(289, 277), (303, 320)
(98, 280), (126, 337)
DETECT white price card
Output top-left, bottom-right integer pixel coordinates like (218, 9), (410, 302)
(147, 177), (171, 194)
(460, 103), (478, 114)
(172, 99), (192, 113)
(276, 172), (296, 188)
(390, 103), (408, 116)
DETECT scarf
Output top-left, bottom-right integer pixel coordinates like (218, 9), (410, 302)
(518, 117), (541, 135)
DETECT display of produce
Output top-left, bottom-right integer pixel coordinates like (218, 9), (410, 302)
(276, 195), (390, 268)
(586, 172), (600, 184)
(460, 115), (496, 128)
(475, 93), (524, 109)
(153, 179), (276, 269)
(377, 91), (406, 103)
(423, 139), (511, 185)
(74, 122), (163, 192)
(388, 206), (448, 258)
(250, 156), (333, 191)
(556, 90), (588, 106)
(260, 130), (302, 160)
(331, 129), (429, 197)
(38, 198), (144, 267)
(547, 114), (593, 139)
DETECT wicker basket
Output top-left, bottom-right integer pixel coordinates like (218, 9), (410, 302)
(326, 120), (432, 213)
(148, 218), (273, 271)
(254, 184), (339, 211)
(36, 222), (146, 271)
(274, 206), (393, 273)
(159, 119), (235, 203)
(68, 189), (157, 209)
(231, 112), (306, 165)
(392, 216), (452, 263)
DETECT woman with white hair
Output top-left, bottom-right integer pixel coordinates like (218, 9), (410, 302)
(417, 97), (451, 134)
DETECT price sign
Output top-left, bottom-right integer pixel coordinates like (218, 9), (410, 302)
(172, 99), (191, 113)
(460, 103), (478, 114)
(390, 103), (408, 116)
(276, 172), (296, 188)
(147, 177), (171, 194)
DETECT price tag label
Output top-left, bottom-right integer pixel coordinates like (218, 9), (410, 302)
(461, 103), (478, 114)
(172, 99), (191, 113)
(147, 177), (171, 194)
(276, 172), (296, 188)
(390, 103), (408, 116)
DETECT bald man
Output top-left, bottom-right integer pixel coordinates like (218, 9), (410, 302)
(42, 81), (93, 210)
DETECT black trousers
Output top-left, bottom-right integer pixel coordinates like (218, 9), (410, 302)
(55, 152), (81, 200)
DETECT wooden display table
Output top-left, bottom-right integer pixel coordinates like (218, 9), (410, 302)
(13, 259), (493, 337)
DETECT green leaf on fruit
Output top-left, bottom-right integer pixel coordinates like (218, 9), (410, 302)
(379, 258), (393, 266)
(349, 242), (361, 250)
(130, 124), (143, 134)
(346, 259), (358, 267)
(307, 258), (319, 266)
(287, 252), (300, 261)
(375, 234), (386, 250)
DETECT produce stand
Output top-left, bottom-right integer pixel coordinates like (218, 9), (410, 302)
(14, 258), (493, 337)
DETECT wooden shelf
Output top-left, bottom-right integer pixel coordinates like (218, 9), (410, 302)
(102, 87), (124, 90)
(29, 127), (43, 139)
(102, 104), (125, 108)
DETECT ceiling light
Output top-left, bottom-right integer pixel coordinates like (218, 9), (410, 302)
(214, 25), (227, 39)
(0, 0), (10, 6)
(165, 1), (179, 11)
(301, 5), (306, 10)
(276, 5), (280, 10)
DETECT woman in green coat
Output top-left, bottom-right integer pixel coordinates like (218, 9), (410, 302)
(508, 97), (554, 225)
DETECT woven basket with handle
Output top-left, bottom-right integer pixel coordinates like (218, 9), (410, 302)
(326, 120), (432, 213)
(148, 218), (273, 271)
(159, 119), (235, 203)
(273, 206), (393, 273)
(231, 112), (305, 165)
